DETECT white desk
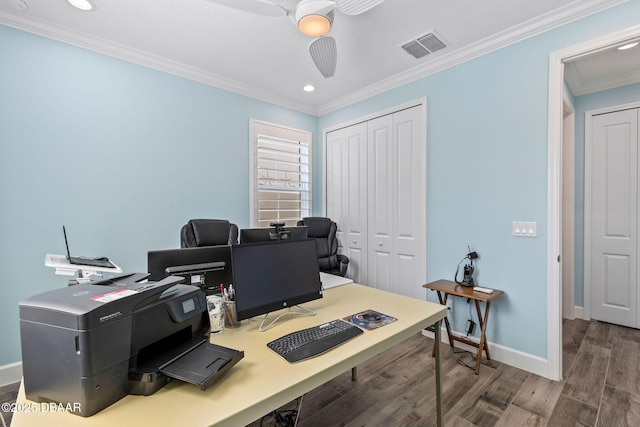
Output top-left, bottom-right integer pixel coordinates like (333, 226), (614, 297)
(319, 271), (353, 288)
(12, 283), (447, 427)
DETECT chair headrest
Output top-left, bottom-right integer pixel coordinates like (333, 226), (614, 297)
(189, 219), (231, 246)
(302, 217), (332, 238)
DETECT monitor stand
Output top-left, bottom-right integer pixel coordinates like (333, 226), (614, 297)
(258, 305), (316, 332)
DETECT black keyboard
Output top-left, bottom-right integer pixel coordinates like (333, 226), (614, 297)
(68, 256), (115, 269)
(267, 319), (363, 363)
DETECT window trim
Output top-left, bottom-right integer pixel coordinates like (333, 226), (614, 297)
(249, 119), (312, 227)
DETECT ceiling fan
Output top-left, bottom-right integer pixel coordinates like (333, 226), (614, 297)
(210, 0), (386, 78)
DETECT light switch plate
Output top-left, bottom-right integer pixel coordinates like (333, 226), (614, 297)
(513, 221), (536, 237)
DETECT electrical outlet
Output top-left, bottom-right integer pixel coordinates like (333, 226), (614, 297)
(446, 299), (453, 313)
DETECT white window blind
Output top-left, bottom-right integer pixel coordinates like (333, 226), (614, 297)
(250, 120), (312, 228)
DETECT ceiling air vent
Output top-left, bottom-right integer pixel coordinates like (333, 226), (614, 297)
(401, 32), (446, 59)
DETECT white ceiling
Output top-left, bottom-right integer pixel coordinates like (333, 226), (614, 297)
(0, 0), (632, 114)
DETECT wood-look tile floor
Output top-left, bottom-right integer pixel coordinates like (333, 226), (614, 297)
(2, 319), (640, 426)
(252, 318), (640, 426)
(0, 381), (19, 426)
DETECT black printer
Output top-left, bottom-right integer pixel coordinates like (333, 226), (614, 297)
(19, 273), (243, 417)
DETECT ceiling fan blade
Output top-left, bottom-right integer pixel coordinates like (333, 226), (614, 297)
(309, 36), (337, 78)
(334, 0), (384, 15)
(211, 0), (287, 17)
(296, 0), (336, 16)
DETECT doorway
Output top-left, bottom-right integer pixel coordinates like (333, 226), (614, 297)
(548, 26), (640, 381)
(562, 97), (575, 321)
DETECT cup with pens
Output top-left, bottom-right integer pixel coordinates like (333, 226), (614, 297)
(206, 293), (224, 333)
(221, 284), (240, 328)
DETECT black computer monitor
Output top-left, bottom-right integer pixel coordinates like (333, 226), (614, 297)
(239, 226), (308, 244)
(231, 239), (322, 322)
(147, 246), (232, 295)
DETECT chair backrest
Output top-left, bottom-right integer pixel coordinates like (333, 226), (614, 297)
(297, 217), (339, 271)
(180, 219), (239, 248)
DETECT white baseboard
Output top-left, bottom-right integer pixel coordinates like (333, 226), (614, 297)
(421, 306), (590, 379)
(422, 328), (549, 379)
(0, 362), (22, 386)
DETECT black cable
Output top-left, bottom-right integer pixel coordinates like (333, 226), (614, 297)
(456, 357), (475, 371)
(466, 300), (473, 338)
(453, 255), (468, 284)
(455, 348), (478, 371)
(260, 397), (302, 426)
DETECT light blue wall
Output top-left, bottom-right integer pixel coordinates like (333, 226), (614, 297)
(573, 82), (640, 307)
(318, 0), (640, 358)
(1, 0), (640, 367)
(0, 25), (316, 365)
(319, 43), (550, 357)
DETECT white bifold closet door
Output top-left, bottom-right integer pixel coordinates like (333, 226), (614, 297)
(326, 105), (426, 299)
(327, 122), (369, 285)
(588, 108), (640, 328)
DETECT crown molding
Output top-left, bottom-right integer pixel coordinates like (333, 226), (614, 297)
(0, 0), (628, 117)
(0, 13), (318, 116)
(316, 0), (629, 115)
(574, 73), (640, 96)
(566, 59), (640, 96)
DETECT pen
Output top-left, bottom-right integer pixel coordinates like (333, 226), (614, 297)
(224, 305), (234, 326)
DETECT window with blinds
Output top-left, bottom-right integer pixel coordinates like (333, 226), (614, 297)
(250, 120), (312, 228)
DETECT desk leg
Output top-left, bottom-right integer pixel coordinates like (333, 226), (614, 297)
(435, 319), (442, 427)
(431, 291), (454, 358)
(474, 301), (492, 375)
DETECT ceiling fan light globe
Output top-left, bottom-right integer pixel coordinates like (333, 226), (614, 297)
(298, 14), (332, 37)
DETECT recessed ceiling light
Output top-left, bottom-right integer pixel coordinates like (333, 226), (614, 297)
(617, 41), (639, 50)
(67, 0), (95, 11)
(303, 85), (315, 92)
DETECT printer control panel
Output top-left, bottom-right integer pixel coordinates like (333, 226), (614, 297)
(166, 292), (206, 323)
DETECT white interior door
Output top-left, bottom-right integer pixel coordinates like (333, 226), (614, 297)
(326, 123), (368, 284)
(392, 107), (427, 299)
(325, 101), (426, 296)
(326, 128), (345, 240)
(367, 106), (426, 299)
(589, 108), (639, 328)
(367, 114), (394, 293)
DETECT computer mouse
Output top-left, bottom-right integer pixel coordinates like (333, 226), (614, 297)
(94, 256), (109, 262)
(362, 312), (381, 322)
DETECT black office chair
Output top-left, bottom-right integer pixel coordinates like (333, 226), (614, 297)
(180, 219), (239, 248)
(297, 217), (349, 277)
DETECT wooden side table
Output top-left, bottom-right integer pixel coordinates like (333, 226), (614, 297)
(423, 279), (504, 374)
